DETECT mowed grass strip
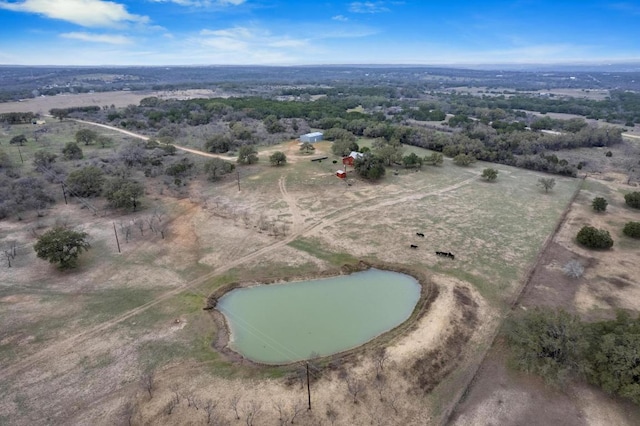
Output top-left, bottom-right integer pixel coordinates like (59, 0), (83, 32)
(288, 237), (358, 266)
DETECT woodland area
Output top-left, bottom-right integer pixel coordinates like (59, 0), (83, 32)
(2, 72), (639, 221)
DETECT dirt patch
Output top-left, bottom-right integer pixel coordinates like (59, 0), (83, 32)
(406, 285), (478, 394)
(449, 175), (640, 425)
(518, 241), (592, 313)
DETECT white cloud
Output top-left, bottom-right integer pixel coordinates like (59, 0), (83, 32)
(197, 26), (308, 51)
(189, 26), (310, 64)
(148, 0), (245, 6)
(200, 36), (248, 51)
(332, 15), (348, 21)
(0, 0), (149, 27)
(60, 31), (132, 44)
(200, 27), (253, 38)
(349, 1), (389, 14)
(608, 2), (640, 15)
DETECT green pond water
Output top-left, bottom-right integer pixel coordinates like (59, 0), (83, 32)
(217, 269), (421, 364)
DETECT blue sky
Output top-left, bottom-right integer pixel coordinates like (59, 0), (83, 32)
(0, 0), (638, 66)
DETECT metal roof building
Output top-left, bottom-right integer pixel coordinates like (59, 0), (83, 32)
(300, 132), (323, 143)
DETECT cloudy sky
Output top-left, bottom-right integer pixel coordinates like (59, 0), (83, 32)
(0, 0), (638, 66)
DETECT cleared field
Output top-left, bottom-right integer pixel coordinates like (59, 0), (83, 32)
(0, 89), (222, 115)
(0, 123), (582, 425)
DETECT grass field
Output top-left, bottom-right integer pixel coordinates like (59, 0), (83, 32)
(0, 120), (584, 425)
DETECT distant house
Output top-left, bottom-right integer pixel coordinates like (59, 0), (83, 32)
(336, 170), (346, 179)
(342, 151), (363, 166)
(300, 132), (323, 143)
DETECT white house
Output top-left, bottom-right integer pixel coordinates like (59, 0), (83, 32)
(300, 132), (323, 143)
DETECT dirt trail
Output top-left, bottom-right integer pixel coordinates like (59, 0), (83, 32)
(278, 176), (304, 233)
(0, 122), (479, 381)
(71, 119), (235, 161)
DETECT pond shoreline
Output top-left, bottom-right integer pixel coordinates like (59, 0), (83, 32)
(205, 260), (439, 368)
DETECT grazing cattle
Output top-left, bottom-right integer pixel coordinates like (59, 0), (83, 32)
(416, 232), (425, 237)
(435, 251), (455, 259)
(410, 244), (418, 249)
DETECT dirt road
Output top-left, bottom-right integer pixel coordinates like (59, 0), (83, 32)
(72, 118), (236, 161)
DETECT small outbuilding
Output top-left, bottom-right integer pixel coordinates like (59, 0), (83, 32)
(300, 132), (323, 143)
(342, 151), (363, 166)
(336, 170), (346, 179)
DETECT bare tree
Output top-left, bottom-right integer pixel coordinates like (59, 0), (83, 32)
(274, 400), (291, 426)
(244, 400), (262, 426)
(373, 348), (389, 379)
(325, 403), (338, 426)
(134, 218), (145, 236)
(141, 370), (154, 399)
(230, 394), (241, 420)
(204, 399), (221, 425)
(386, 388), (401, 416)
(256, 213), (269, 232)
(290, 402), (305, 424)
(185, 393), (200, 410)
(270, 220), (280, 237)
(157, 220), (169, 239)
(119, 221), (132, 243)
(118, 400), (136, 426)
(372, 373), (386, 401)
(146, 215), (157, 234)
(169, 384), (181, 404)
(242, 210), (251, 228)
(4, 250), (14, 268)
(345, 375), (366, 404)
(3, 241), (16, 268)
(272, 400), (305, 425)
(165, 394), (179, 415)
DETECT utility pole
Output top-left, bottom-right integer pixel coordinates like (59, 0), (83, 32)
(237, 170), (240, 191)
(113, 222), (121, 253)
(17, 146), (24, 164)
(306, 362), (311, 410)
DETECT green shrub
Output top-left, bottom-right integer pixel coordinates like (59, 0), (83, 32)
(576, 226), (613, 249)
(623, 222), (640, 238)
(625, 192), (640, 209)
(453, 153), (476, 166)
(481, 168), (498, 181)
(505, 308), (586, 385)
(592, 197), (608, 212)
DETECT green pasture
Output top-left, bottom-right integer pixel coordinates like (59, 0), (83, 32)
(0, 121), (130, 169)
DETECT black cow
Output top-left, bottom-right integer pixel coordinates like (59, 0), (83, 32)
(410, 244), (418, 249)
(416, 232), (425, 237)
(436, 251), (455, 259)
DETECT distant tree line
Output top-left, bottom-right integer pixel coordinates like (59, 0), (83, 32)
(69, 90), (626, 178)
(439, 90), (640, 124)
(0, 112), (37, 124)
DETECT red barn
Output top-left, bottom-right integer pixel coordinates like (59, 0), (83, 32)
(336, 170), (346, 179)
(342, 151), (363, 166)
(342, 156), (354, 166)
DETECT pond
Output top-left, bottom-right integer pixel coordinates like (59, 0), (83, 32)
(217, 268), (421, 364)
